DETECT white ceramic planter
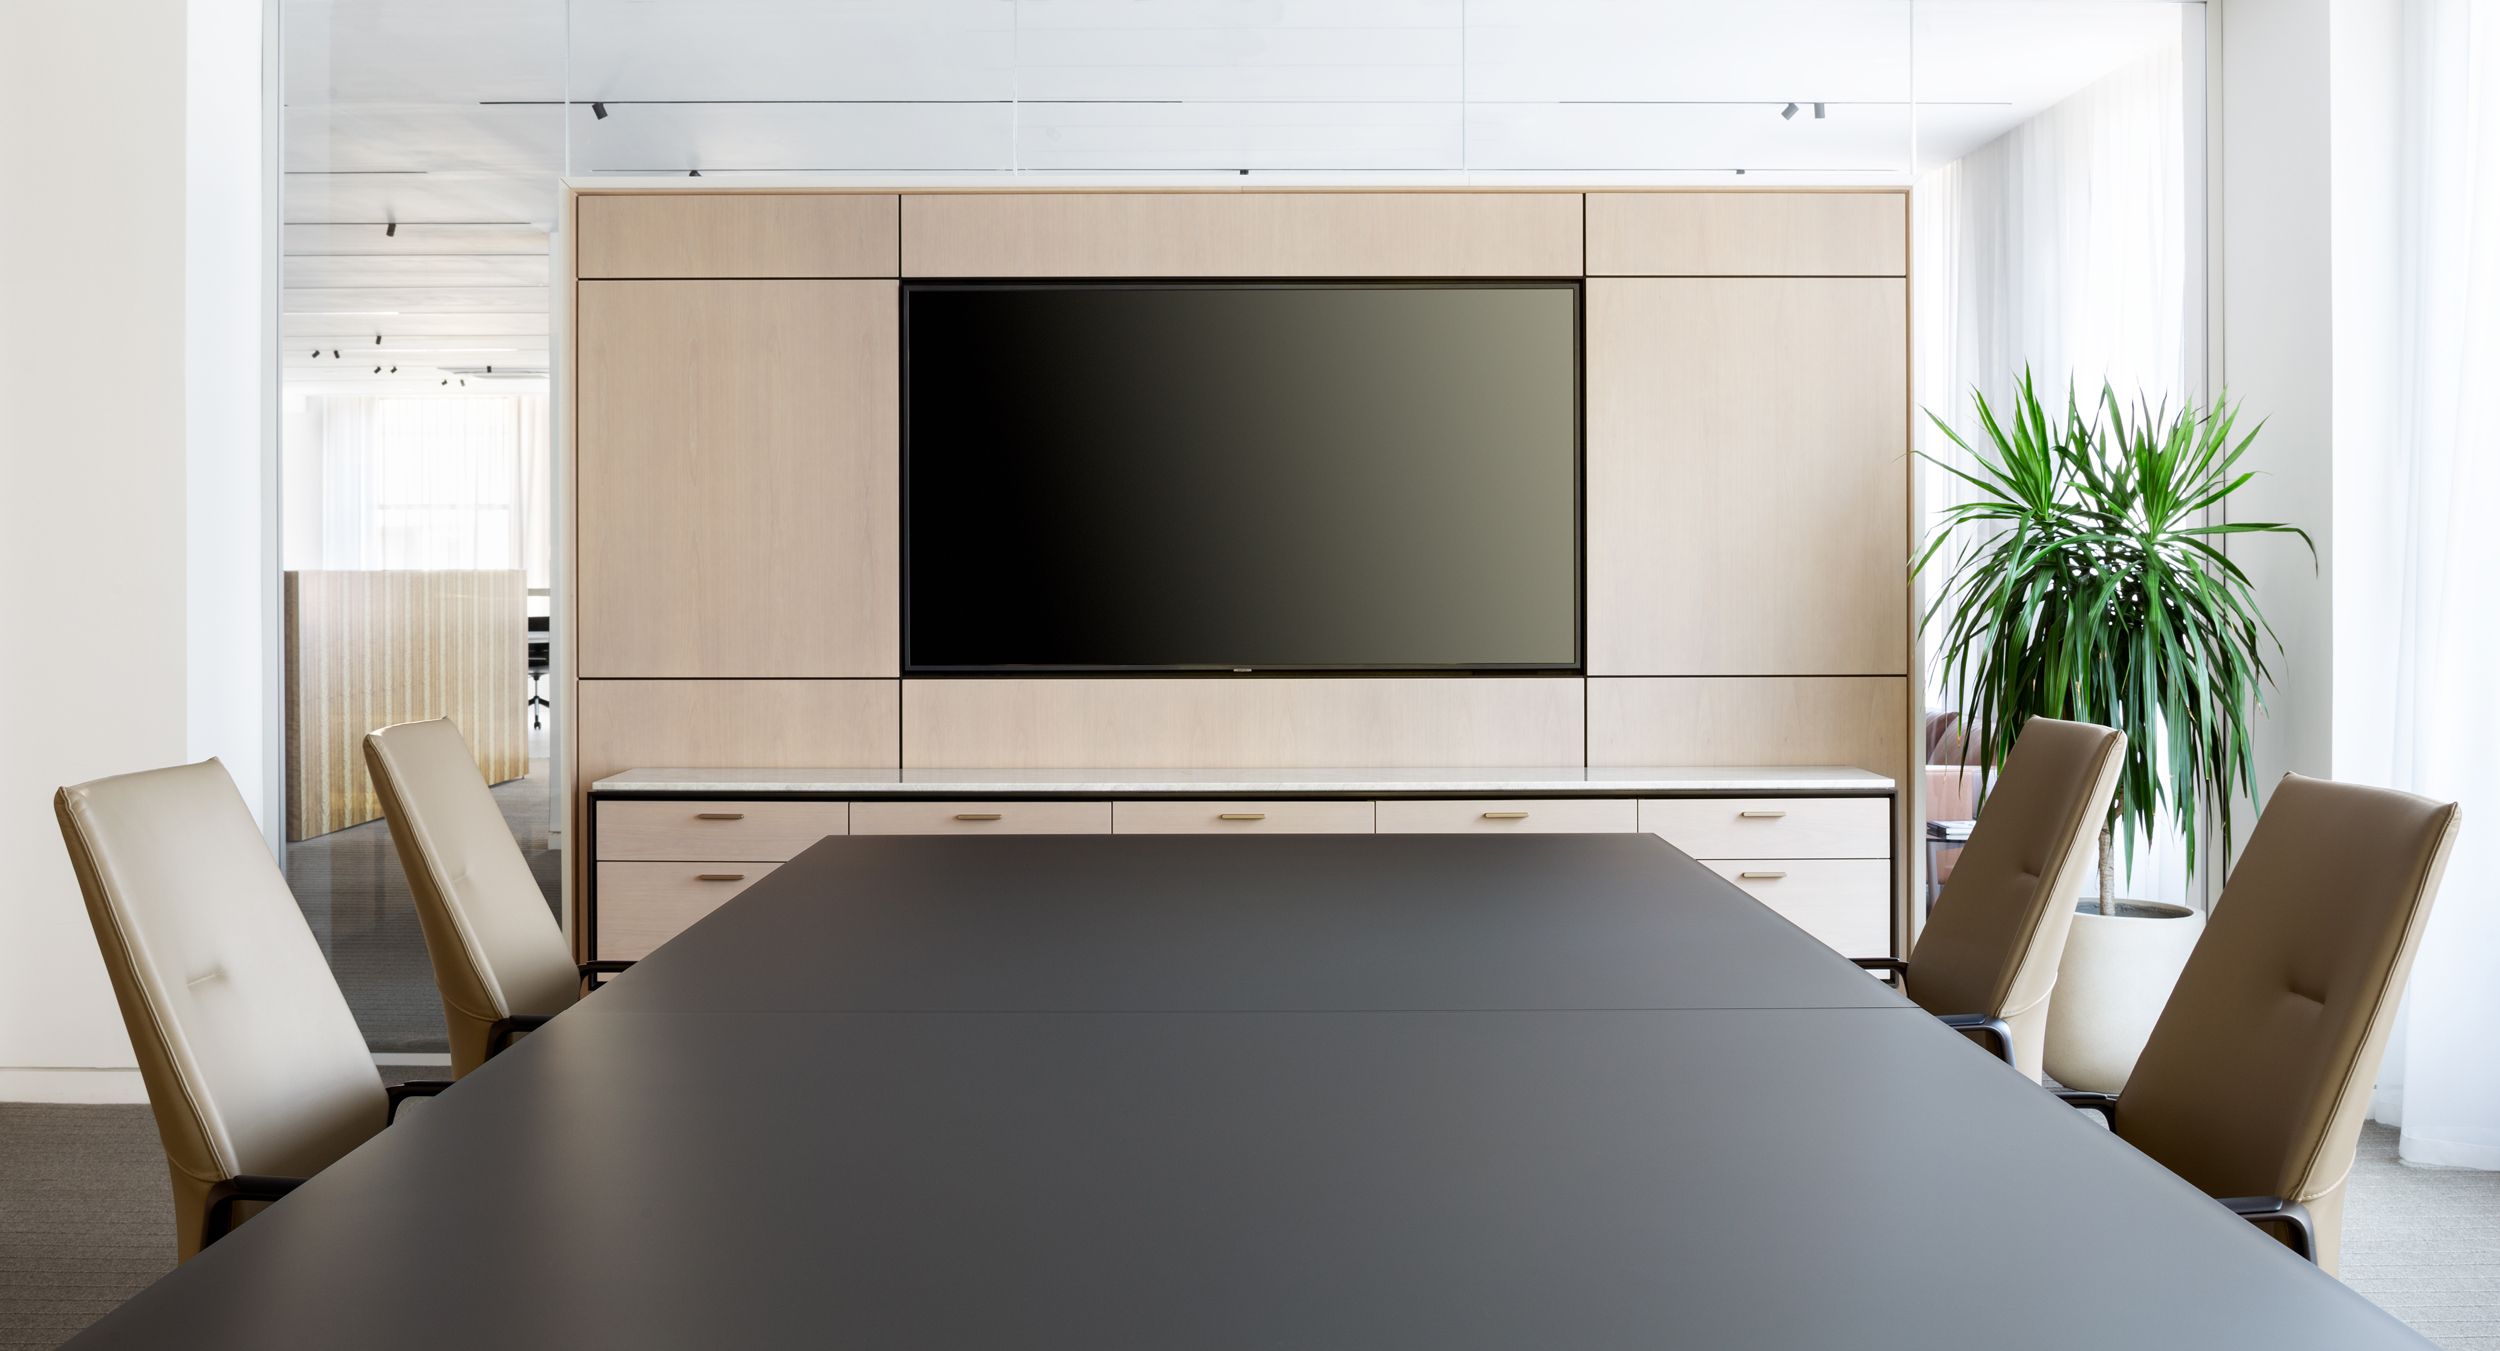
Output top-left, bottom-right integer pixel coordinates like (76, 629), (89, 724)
(2043, 900), (2206, 1093)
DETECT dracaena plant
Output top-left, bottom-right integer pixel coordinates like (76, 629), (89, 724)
(1915, 371), (2313, 914)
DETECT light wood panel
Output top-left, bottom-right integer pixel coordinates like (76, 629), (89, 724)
(1587, 677), (1907, 774)
(1639, 797), (1887, 859)
(282, 569), (527, 841)
(1374, 798), (1638, 834)
(1587, 277), (1907, 676)
(1703, 860), (1892, 958)
(1112, 800), (1375, 834)
(577, 280), (898, 677)
(1585, 192), (1906, 277)
(596, 801), (851, 861)
(851, 801), (1111, 835)
(576, 194), (897, 279)
(902, 679), (1586, 769)
(901, 192), (1584, 277)
(575, 680), (900, 787)
(595, 862), (780, 961)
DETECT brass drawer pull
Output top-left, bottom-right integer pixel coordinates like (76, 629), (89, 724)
(1738, 810), (1788, 820)
(1481, 811), (1531, 820)
(696, 873), (747, 883)
(695, 812), (746, 821)
(954, 812), (1004, 822)
(1738, 870), (1788, 881)
(1218, 812), (1267, 822)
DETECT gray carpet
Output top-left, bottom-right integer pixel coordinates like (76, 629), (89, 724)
(284, 760), (561, 1053)
(0, 1107), (2489, 1348)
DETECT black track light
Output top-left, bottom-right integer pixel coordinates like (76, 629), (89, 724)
(486, 365), (494, 374)
(372, 365), (382, 374)
(388, 365), (397, 373)
(1781, 102), (1799, 120)
(1814, 102), (1827, 119)
(459, 378), (467, 387)
(688, 168), (701, 178)
(441, 378), (448, 386)
(332, 349), (340, 359)
(592, 101), (609, 119)
(385, 222), (397, 238)
(309, 349), (319, 358)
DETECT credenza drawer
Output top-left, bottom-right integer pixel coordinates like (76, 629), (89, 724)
(1703, 859), (1890, 958)
(1374, 798), (1639, 833)
(597, 801), (849, 861)
(852, 801), (1111, 835)
(595, 862), (780, 961)
(1640, 797), (1886, 860)
(1112, 800), (1375, 834)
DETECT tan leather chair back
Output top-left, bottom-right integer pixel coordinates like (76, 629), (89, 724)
(364, 718), (579, 1076)
(1907, 717), (2126, 1078)
(54, 759), (386, 1260)
(2117, 774), (2459, 1274)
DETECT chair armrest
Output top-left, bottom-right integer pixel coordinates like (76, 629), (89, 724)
(2219, 1196), (2319, 1264)
(484, 1013), (556, 1060)
(203, 1174), (306, 1246)
(1933, 1013), (2018, 1068)
(2054, 1089), (2119, 1124)
(386, 1080), (453, 1124)
(579, 959), (634, 993)
(1850, 956), (1908, 987)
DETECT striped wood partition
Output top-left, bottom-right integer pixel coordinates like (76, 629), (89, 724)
(283, 569), (529, 841)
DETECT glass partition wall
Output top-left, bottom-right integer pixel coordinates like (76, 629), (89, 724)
(278, 0), (2203, 1052)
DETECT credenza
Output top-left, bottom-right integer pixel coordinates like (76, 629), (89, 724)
(586, 766), (1896, 965)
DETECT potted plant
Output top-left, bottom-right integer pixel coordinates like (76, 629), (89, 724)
(1916, 371), (2310, 1092)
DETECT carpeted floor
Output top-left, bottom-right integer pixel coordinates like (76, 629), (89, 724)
(283, 759), (561, 1053)
(0, 1107), (2489, 1348)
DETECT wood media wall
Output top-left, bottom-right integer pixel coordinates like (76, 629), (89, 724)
(562, 188), (1917, 947)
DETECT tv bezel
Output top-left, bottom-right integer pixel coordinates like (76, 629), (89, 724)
(898, 277), (1586, 677)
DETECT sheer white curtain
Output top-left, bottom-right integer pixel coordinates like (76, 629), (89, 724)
(1912, 28), (2201, 904)
(309, 393), (551, 587)
(2349, 0), (2500, 1169)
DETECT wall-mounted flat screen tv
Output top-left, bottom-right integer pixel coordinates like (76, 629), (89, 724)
(903, 281), (1581, 673)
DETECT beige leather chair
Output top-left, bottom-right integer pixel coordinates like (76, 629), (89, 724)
(2058, 774), (2460, 1273)
(54, 759), (442, 1261)
(1858, 717), (2126, 1080)
(364, 718), (624, 1077)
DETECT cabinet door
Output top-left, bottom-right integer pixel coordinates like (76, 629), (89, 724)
(578, 280), (898, 677)
(1587, 277), (1907, 676)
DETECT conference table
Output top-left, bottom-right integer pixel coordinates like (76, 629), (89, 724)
(70, 834), (2427, 1348)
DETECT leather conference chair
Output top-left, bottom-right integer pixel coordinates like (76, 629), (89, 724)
(54, 759), (445, 1261)
(364, 717), (628, 1077)
(1855, 717), (2126, 1081)
(2055, 774), (2460, 1274)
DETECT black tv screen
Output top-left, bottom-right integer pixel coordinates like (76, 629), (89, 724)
(902, 281), (1581, 673)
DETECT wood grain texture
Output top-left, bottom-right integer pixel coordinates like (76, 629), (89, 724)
(1585, 192), (1906, 277)
(1587, 277), (1908, 676)
(1703, 860), (1892, 958)
(576, 194), (898, 279)
(596, 801), (852, 861)
(577, 280), (898, 677)
(901, 678), (1586, 769)
(1638, 797), (1888, 859)
(901, 192), (1584, 277)
(282, 570), (527, 841)
(575, 680), (901, 788)
(1111, 800), (1376, 834)
(851, 801), (1112, 835)
(1373, 798), (1639, 833)
(1586, 677), (1907, 774)
(594, 862), (781, 961)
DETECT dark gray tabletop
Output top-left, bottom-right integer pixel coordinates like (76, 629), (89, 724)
(587, 833), (1902, 1014)
(66, 836), (2427, 1349)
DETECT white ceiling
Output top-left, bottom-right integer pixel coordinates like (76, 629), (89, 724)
(280, 0), (2199, 391)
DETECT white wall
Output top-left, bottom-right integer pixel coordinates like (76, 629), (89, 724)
(0, 0), (269, 1102)
(2215, 0), (2338, 842)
